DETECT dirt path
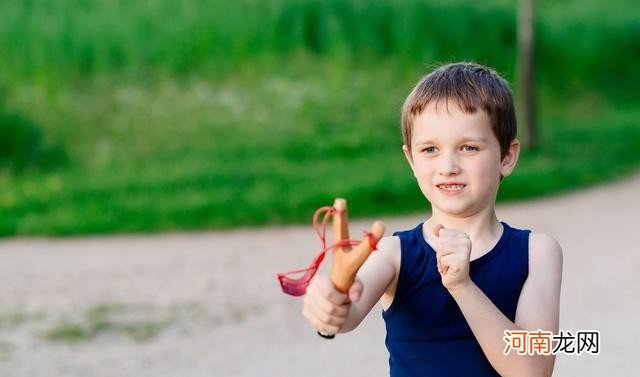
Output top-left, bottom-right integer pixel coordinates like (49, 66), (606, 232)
(1, 172), (639, 376)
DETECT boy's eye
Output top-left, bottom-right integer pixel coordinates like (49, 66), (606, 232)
(422, 146), (437, 153)
(462, 145), (478, 152)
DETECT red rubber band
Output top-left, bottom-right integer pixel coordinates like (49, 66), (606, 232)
(364, 231), (379, 251)
(277, 206), (374, 296)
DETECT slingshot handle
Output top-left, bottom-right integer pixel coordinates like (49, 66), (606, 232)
(330, 198), (385, 294)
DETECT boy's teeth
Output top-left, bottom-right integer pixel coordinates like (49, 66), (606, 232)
(439, 184), (464, 190)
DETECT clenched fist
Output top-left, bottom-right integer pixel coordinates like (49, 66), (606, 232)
(302, 274), (362, 336)
(434, 225), (472, 290)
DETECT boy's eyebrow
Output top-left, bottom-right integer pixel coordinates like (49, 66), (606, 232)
(459, 136), (489, 143)
(412, 139), (436, 146)
(412, 136), (489, 145)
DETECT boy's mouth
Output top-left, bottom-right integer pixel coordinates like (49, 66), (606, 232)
(436, 183), (466, 192)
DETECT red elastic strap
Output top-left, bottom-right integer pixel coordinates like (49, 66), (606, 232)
(364, 231), (379, 251)
(276, 206), (375, 297)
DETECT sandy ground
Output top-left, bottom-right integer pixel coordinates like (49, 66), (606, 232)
(0, 172), (639, 376)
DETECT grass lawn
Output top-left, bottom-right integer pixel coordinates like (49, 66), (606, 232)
(1, 58), (638, 236)
(0, 0), (638, 236)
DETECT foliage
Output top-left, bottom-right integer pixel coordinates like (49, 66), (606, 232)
(0, 0), (637, 235)
(0, 94), (67, 173)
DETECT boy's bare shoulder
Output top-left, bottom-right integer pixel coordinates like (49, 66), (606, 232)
(377, 234), (401, 247)
(359, 234), (401, 278)
(376, 235), (401, 261)
(528, 232), (563, 266)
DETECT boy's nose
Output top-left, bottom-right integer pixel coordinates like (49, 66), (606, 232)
(438, 153), (461, 175)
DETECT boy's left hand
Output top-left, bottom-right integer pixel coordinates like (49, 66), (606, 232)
(434, 225), (472, 290)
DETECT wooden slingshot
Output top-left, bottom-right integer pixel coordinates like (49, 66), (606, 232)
(330, 198), (385, 293)
(277, 198), (385, 296)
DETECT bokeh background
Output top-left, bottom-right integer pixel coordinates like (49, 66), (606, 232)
(1, 0), (639, 236)
(1, 1), (639, 376)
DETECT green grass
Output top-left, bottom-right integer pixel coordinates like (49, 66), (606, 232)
(1, 0), (638, 95)
(0, 311), (29, 331)
(0, 0), (638, 236)
(45, 303), (168, 343)
(1, 59), (638, 236)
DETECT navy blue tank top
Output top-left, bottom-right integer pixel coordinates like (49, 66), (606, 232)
(383, 222), (530, 377)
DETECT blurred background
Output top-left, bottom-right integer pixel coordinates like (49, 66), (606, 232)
(0, 0), (638, 236)
(1, 1), (638, 376)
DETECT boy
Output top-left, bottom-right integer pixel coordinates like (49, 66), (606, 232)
(302, 62), (563, 376)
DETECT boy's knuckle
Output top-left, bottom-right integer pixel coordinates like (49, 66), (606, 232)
(326, 324), (339, 333)
(318, 311), (331, 324)
(320, 286), (333, 300)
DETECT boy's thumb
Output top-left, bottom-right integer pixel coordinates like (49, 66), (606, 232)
(348, 279), (363, 302)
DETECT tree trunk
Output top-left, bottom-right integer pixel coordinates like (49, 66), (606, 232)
(518, 0), (537, 149)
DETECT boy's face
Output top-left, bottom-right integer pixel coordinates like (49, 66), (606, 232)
(403, 101), (518, 218)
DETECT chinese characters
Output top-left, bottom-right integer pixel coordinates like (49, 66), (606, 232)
(503, 330), (600, 355)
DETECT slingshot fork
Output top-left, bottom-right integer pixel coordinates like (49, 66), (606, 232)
(276, 198), (385, 298)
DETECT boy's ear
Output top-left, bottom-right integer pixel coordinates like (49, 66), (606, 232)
(500, 139), (520, 177)
(402, 144), (415, 170)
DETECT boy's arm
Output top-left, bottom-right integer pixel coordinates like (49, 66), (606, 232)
(302, 235), (400, 335)
(445, 232), (563, 377)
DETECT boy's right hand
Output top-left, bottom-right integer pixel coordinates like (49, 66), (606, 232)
(302, 274), (363, 336)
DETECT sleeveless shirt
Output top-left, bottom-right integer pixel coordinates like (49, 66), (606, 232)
(383, 222), (530, 376)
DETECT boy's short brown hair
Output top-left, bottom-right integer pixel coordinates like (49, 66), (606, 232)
(401, 62), (516, 158)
